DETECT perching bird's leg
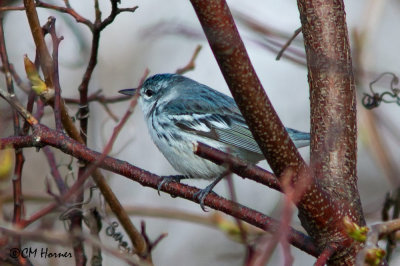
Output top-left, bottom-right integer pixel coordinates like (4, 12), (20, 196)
(158, 175), (187, 195)
(194, 174), (226, 211)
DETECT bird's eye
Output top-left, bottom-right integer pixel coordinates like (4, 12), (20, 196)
(144, 89), (154, 97)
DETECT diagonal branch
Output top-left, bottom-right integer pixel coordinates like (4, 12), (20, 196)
(0, 126), (319, 257)
(189, 0), (305, 176)
(193, 142), (281, 191)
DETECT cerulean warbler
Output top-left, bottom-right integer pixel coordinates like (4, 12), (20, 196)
(120, 74), (310, 209)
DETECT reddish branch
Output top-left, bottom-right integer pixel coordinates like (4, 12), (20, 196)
(315, 244), (339, 266)
(0, 125), (318, 257)
(194, 142), (281, 191)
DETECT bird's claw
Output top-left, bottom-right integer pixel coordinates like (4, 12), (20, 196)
(158, 175), (186, 195)
(193, 184), (215, 212)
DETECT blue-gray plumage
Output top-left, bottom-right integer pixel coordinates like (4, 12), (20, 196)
(119, 73), (310, 210)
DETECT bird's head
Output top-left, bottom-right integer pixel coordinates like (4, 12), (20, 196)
(119, 73), (185, 117)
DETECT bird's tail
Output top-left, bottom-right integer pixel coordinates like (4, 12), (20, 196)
(287, 128), (310, 148)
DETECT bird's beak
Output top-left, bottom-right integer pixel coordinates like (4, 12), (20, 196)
(118, 88), (137, 96)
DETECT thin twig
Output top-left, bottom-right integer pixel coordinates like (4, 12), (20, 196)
(224, 173), (251, 255)
(22, 91), (36, 135)
(0, 6), (25, 12)
(42, 146), (68, 195)
(35, 1), (93, 29)
(276, 27), (302, 60)
(64, 90), (130, 105)
(175, 45), (202, 74)
(248, 169), (300, 265)
(48, 17), (64, 132)
(140, 221), (167, 255)
(0, 63), (31, 93)
(0, 89), (38, 125)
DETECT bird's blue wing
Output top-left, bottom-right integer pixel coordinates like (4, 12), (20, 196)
(160, 83), (309, 160)
(160, 86), (264, 160)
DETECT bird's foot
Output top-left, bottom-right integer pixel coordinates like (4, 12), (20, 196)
(158, 175), (186, 195)
(193, 183), (216, 212)
(193, 174), (225, 211)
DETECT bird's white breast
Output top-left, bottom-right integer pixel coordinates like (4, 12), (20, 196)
(146, 112), (226, 180)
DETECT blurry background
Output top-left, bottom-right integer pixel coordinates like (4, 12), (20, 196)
(0, 0), (400, 265)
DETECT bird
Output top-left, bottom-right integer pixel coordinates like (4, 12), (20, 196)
(119, 73), (310, 210)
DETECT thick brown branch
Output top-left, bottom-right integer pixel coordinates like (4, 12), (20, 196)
(297, 0), (365, 263)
